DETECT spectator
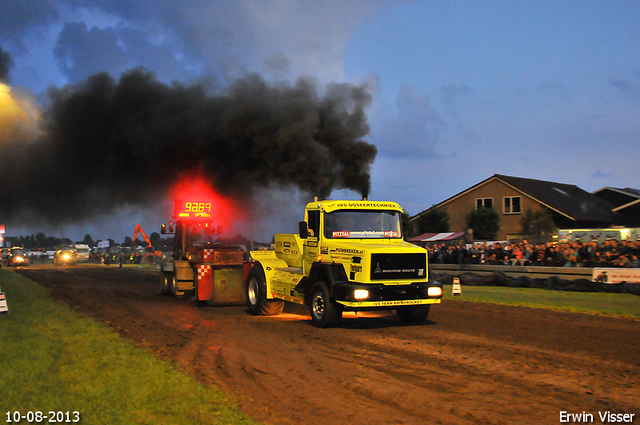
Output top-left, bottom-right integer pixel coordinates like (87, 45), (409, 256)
(423, 237), (640, 268)
(485, 243), (496, 264)
(544, 243), (557, 266)
(495, 243), (506, 265)
(534, 244), (545, 265)
(521, 242), (531, 266)
(510, 244), (523, 266)
(469, 243), (482, 264)
(579, 242), (597, 267)
(613, 254), (632, 268)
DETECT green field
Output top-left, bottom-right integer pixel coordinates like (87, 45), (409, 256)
(0, 269), (259, 425)
(443, 284), (640, 319)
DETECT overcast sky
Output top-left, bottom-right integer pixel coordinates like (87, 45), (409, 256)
(1, 0), (639, 243)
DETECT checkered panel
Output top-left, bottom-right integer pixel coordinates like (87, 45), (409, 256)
(197, 264), (212, 281)
(203, 249), (214, 261)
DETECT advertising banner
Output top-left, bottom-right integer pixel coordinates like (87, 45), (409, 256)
(592, 268), (640, 284)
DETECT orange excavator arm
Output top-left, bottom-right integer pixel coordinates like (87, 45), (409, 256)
(133, 224), (153, 249)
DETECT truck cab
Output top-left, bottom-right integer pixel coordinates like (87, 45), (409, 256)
(247, 200), (443, 327)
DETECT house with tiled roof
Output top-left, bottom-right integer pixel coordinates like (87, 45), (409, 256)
(407, 174), (617, 241)
(592, 187), (640, 227)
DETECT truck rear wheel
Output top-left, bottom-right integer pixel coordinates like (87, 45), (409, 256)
(161, 272), (174, 295)
(309, 281), (342, 328)
(246, 266), (284, 316)
(396, 305), (431, 323)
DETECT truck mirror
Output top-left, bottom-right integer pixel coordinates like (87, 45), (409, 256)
(299, 221), (309, 239)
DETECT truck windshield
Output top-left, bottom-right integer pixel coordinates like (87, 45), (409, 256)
(186, 225), (217, 245)
(324, 210), (402, 239)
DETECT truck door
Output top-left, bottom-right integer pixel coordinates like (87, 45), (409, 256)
(303, 209), (320, 275)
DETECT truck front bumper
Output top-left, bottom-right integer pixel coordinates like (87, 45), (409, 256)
(333, 282), (443, 310)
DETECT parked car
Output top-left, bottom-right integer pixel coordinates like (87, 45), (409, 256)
(72, 244), (91, 262)
(54, 248), (78, 265)
(29, 250), (48, 263)
(7, 247), (29, 266)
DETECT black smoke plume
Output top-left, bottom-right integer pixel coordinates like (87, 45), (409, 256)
(0, 46), (12, 83)
(0, 68), (377, 225)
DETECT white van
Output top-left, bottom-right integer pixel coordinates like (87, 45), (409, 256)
(72, 244), (91, 262)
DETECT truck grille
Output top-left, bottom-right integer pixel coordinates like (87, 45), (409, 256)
(370, 253), (426, 280)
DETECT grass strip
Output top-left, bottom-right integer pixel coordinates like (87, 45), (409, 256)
(442, 284), (640, 319)
(0, 269), (260, 425)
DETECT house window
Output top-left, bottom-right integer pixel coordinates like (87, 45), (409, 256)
(476, 198), (493, 209)
(504, 196), (521, 214)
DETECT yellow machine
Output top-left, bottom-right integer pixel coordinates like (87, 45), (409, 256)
(246, 199), (443, 327)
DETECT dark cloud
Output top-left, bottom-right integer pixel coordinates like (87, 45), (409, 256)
(263, 53), (292, 75)
(608, 79), (640, 97)
(54, 22), (129, 82)
(58, 0), (386, 82)
(61, 0), (262, 77)
(53, 22), (189, 84)
(375, 85), (447, 158)
(118, 27), (187, 81)
(438, 84), (474, 110)
(0, 0), (59, 51)
(0, 46), (13, 83)
(0, 69), (376, 226)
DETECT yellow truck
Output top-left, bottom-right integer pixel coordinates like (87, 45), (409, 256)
(246, 199), (443, 327)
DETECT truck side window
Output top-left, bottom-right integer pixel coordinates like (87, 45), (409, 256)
(308, 210), (320, 238)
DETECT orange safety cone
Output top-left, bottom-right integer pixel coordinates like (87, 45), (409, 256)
(452, 277), (462, 296)
(0, 290), (8, 313)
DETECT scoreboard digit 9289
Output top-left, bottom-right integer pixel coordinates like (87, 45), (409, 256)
(174, 200), (212, 220)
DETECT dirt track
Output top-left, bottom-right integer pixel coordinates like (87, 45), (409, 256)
(15, 265), (640, 425)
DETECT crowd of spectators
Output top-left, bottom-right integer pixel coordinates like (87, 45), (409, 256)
(426, 239), (640, 268)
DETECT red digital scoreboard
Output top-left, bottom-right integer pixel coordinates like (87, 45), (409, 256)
(174, 200), (213, 220)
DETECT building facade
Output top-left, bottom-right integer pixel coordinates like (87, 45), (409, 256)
(408, 174), (617, 242)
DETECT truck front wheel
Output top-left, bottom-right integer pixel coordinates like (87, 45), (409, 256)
(246, 266), (284, 316)
(309, 281), (342, 328)
(396, 305), (431, 323)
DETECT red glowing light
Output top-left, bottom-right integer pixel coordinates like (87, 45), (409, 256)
(168, 170), (240, 227)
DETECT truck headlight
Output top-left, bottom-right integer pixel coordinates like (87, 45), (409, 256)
(427, 286), (443, 297)
(353, 289), (369, 300)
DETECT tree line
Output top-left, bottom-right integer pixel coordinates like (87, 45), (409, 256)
(3, 231), (253, 252)
(3, 232), (173, 250)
